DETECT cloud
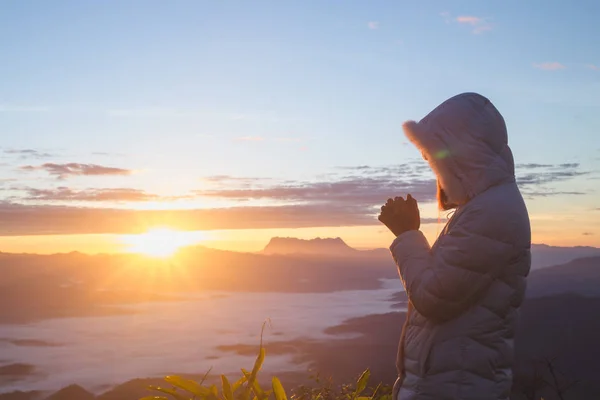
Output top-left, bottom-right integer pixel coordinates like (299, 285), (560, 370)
(23, 187), (166, 202)
(533, 62), (566, 71)
(585, 64), (600, 71)
(196, 162), (589, 209)
(1, 161), (591, 235)
(91, 151), (126, 157)
(456, 16), (493, 34)
(4, 149), (54, 159)
(582, 232), (594, 236)
(456, 16), (482, 24)
(443, 13), (492, 33)
(516, 163), (553, 169)
(367, 21), (379, 29)
(516, 162), (591, 198)
(20, 163), (132, 179)
(516, 162), (587, 187)
(201, 175), (272, 189)
(521, 190), (586, 197)
(0, 202), (439, 236)
(196, 162), (438, 210)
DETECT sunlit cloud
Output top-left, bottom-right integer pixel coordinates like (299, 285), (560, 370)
(367, 21), (379, 30)
(22, 187), (171, 202)
(20, 163), (133, 179)
(533, 62), (566, 71)
(0, 161), (592, 235)
(456, 15), (493, 34)
(585, 64), (599, 71)
(456, 16), (482, 24)
(441, 12), (492, 33)
(0, 201), (439, 236)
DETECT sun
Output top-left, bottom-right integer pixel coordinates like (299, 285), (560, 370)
(120, 228), (205, 258)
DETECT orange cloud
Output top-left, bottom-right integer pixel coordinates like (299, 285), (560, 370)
(0, 202), (441, 236)
(456, 16), (482, 24)
(453, 14), (493, 33)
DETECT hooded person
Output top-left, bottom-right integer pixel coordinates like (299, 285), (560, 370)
(378, 92), (531, 400)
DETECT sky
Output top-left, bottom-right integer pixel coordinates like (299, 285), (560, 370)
(1, 0), (599, 254)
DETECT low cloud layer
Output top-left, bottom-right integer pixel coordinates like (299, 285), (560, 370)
(21, 163), (132, 179)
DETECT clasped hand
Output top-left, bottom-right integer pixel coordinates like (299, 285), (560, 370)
(377, 194), (421, 236)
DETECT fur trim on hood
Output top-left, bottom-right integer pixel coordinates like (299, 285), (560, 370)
(402, 92), (515, 207)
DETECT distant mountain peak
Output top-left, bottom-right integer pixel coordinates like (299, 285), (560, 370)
(45, 384), (95, 400)
(262, 237), (356, 255)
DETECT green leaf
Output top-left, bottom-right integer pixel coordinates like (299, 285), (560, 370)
(164, 376), (208, 397)
(232, 375), (247, 393)
(272, 377), (287, 400)
(221, 375), (234, 400)
(355, 369), (370, 396)
(241, 368), (265, 400)
(147, 386), (190, 400)
(250, 347), (266, 381)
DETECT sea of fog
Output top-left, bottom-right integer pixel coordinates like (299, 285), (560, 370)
(0, 278), (405, 394)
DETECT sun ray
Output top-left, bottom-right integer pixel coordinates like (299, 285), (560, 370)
(119, 228), (207, 258)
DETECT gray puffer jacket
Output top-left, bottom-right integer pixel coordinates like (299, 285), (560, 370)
(390, 93), (531, 400)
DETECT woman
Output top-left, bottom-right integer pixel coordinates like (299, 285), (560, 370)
(378, 93), (531, 400)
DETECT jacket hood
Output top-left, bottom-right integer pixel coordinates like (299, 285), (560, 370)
(403, 92), (515, 207)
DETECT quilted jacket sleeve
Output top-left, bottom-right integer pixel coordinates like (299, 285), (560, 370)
(390, 205), (515, 323)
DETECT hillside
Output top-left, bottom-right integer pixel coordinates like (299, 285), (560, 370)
(526, 255), (600, 297)
(529, 244), (600, 270)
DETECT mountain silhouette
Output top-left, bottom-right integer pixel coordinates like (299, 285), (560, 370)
(526, 255), (600, 297)
(45, 384), (94, 400)
(262, 237), (356, 255)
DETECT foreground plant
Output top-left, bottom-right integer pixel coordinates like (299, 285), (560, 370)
(140, 324), (390, 400)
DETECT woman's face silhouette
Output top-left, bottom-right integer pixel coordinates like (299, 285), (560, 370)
(437, 180), (457, 211)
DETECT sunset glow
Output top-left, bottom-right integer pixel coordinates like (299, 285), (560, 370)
(120, 228), (207, 258)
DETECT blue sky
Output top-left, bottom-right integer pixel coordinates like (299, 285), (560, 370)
(0, 0), (599, 252)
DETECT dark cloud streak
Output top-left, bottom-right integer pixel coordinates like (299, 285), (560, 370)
(4, 149), (54, 159)
(20, 163), (132, 179)
(23, 187), (170, 202)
